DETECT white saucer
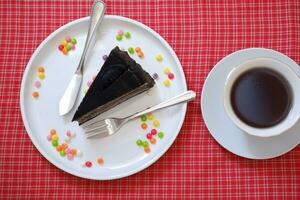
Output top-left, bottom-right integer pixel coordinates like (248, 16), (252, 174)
(201, 48), (300, 159)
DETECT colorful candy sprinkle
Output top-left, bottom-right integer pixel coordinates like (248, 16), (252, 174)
(87, 80), (93, 87)
(150, 137), (156, 144)
(62, 48), (68, 55)
(143, 141), (149, 147)
(77, 150), (83, 157)
(50, 129), (57, 135)
(153, 120), (160, 127)
(58, 44), (64, 51)
(136, 139), (143, 146)
(155, 54), (163, 61)
(147, 113), (154, 120)
(65, 44), (71, 51)
(135, 47), (141, 53)
(151, 129), (157, 135)
(52, 140), (58, 147)
(56, 145), (63, 152)
(65, 147), (71, 154)
(144, 146), (151, 153)
(70, 149), (77, 156)
(141, 123), (148, 129)
(124, 32), (131, 39)
(164, 79), (170, 87)
(117, 30), (124, 35)
(85, 161), (92, 167)
(158, 131), (164, 138)
(168, 73), (174, 79)
(116, 34), (122, 41)
(32, 91), (39, 98)
(38, 72), (45, 79)
(38, 66), (45, 73)
(97, 157), (104, 165)
(47, 135), (52, 141)
(65, 36), (71, 42)
(83, 88), (88, 94)
(67, 153), (74, 160)
(61, 143), (68, 150)
(60, 150), (66, 156)
(70, 38), (77, 44)
(146, 133), (152, 139)
(66, 130), (72, 137)
(163, 67), (170, 74)
(34, 81), (41, 88)
(128, 47), (134, 54)
(61, 40), (68, 46)
(51, 134), (58, 141)
(137, 51), (144, 58)
(140, 115), (147, 122)
(70, 43), (75, 49)
(64, 136), (71, 143)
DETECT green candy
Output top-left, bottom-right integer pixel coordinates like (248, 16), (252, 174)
(128, 47), (134, 54)
(143, 141), (149, 147)
(60, 150), (66, 156)
(125, 32), (131, 39)
(136, 139), (143, 146)
(70, 38), (77, 44)
(140, 115), (147, 122)
(52, 140), (58, 147)
(65, 44), (71, 51)
(116, 34), (122, 41)
(158, 131), (164, 139)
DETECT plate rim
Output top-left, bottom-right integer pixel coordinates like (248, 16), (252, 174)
(201, 47), (300, 159)
(20, 15), (187, 180)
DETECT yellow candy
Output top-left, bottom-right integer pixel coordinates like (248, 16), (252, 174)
(38, 72), (45, 79)
(147, 113), (154, 120)
(164, 79), (170, 87)
(61, 40), (68, 46)
(51, 134), (58, 141)
(153, 120), (160, 127)
(163, 67), (170, 74)
(156, 54), (163, 61)
(83, 88), (88, 94)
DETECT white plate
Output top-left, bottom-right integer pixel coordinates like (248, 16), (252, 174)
(201, 48), (300, 159)
(20, 15), (187, 180)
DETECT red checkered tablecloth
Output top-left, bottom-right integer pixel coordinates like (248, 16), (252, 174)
(0, 0), (300, 199)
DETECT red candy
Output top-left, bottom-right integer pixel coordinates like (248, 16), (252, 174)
(146, 133), (152, 139)
(85, 161), (92, 167)
(58, 44), (64, 51)
(168, 73), (174, 79)
(151, 129), (157, 135)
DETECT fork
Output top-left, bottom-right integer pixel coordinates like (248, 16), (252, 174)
(81, 90), (196, 138)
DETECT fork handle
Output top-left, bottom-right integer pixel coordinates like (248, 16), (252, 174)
(128, 90), (196, 120)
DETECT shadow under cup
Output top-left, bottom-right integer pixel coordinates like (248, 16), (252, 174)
(224, 58), (300, 137)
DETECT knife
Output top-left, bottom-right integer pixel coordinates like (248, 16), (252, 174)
(59, 0), (106, 116)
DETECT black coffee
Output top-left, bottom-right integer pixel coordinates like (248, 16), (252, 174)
(230, 68), (292, 128)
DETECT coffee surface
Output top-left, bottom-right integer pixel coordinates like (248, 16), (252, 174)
(230, 68), (292, 128)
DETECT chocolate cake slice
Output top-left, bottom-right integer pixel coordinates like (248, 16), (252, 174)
(72, 46), (155, 125)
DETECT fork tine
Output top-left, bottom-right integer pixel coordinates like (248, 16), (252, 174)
(84, 120), (107, 130)
(84, 124), (108, 134)
(86, 128), (109, 138)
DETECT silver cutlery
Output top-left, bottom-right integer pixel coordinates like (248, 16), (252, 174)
(82, 90), (196, 138)
(59, 0), (106, 116)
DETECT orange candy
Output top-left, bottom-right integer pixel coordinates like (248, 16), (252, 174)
(32, 91), (39, 98)
(137, 51), (144, 58)
(135, 47), (141, 52)
(70, 149), (77, 155)
(61, 143), (68, 150)
(141, 123), (148, 129)
(56, 145), (63, 151)
(50, 129), (56, 135)
(97, 157), (104, 165)
(150, 137), (156, 144)
(144, 146), (151, 153)
(38, 66), (45, 73)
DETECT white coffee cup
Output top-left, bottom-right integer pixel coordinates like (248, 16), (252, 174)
(224, 57), (300, 137)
